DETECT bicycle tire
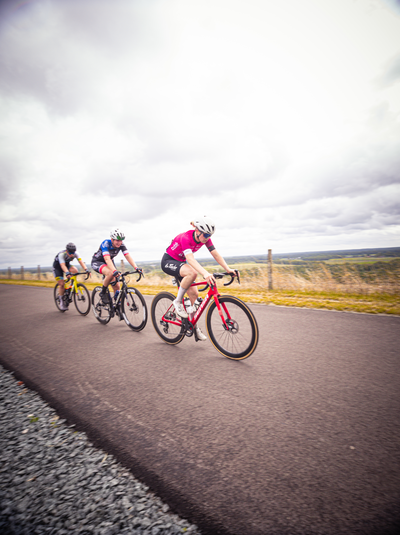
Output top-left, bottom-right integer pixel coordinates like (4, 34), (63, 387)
(91, 286), (112, 324)
(151, 292), (185, 345)
(53, 284), (66, 313)
(73, 283), (91, 315)
(206, 295), (259, 360)
(121, 287), (148, 331)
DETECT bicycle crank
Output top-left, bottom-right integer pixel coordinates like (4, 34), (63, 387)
(181, 318), (194, 337)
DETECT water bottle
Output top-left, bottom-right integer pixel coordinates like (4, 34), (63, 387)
(194, 297), (203, 310)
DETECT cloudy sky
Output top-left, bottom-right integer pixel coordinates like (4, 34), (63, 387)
(0, 0), (400, 269)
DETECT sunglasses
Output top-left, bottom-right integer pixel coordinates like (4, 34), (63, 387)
(115, 237), (125, 241)
(201, 232), (211, 239)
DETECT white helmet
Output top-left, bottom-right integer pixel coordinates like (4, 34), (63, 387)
(110, 228), (125, 240)
(194, 216), (215, 235)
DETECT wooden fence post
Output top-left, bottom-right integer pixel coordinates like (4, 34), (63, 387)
(268, 249), (273, 290)
(8, 267), (11, 279)
(21, 266), (24, 280)
(37, 265), (41, 280)
(120, 259), (125, 271)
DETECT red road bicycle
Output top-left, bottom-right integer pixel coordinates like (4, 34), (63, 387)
(151, 271), (259, 360)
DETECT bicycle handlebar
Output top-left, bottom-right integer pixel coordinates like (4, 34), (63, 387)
(116, 269), (144, 283)
(216, 270), (240, 286)
(66, 271), (91, 281)
(199, 270), (240, 291)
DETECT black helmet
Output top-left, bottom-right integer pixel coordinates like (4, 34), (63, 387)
(66, 242), (76, 254)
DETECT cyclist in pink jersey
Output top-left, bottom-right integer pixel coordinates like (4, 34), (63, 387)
(161, 216), (237, 341)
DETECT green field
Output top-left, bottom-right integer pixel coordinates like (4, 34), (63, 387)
(323, 257), (396, 264)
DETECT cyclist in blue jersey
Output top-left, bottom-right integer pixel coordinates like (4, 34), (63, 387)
(91, 228), (142, 304)
(53, 243), (90, 310)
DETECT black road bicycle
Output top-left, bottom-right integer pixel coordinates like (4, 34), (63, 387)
(91, 270), (147, 331)
(54, 272), (91, 315)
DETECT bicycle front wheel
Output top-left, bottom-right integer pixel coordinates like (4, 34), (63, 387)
(91, 286), (112, 324)
(206, 296), (259, 360)
(73, 283), (91, 315)
(53, 284), (66, 313)
(121, 287), (148, 331)
(151, 292), (185, 345)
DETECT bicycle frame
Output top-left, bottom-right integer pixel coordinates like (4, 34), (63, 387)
(103, 271), (144, 317)
(65, 272), (89, 294)
(163, 275), (236, 332)
(110, 271), (143, 310)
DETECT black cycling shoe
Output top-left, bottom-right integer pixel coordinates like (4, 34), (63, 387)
(100, 290), (110, 304)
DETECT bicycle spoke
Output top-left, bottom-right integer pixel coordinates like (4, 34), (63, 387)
(73, 283), (91, 315)
(91, 286), (112, 324)
(206, 296), (258, 360)
(121, 288), (147, 331)
(53, 284), (66, 313)
(151, 292), (185, 344)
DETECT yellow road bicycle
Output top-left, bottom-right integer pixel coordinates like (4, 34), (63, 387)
(54, 272), (91, 315)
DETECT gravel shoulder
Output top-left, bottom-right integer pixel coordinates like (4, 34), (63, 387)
(0, 365), (201, 535)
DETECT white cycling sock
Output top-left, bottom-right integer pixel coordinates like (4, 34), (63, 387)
(176, 285), (187, 302)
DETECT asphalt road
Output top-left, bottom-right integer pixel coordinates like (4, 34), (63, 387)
(0, 284), (399, 535)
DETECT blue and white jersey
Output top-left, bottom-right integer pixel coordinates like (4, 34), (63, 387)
(92, 239), (129, 263)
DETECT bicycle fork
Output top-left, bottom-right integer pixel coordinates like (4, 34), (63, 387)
(213, 296), (237, 333)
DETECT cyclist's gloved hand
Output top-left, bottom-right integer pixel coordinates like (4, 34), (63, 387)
(65, 271), (71, 278)
(136, 268), (143, 274)
(112, 270), (121, 279)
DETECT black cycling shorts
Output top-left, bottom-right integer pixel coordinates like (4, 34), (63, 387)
(161, 253), (186, 282)
(91, 259), (115, 274)
(52, 261), (70, 280)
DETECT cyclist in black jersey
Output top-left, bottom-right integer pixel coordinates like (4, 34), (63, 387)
(53, 243), (90, 310)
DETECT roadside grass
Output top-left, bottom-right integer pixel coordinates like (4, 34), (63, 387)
(1, 272), (399, 315)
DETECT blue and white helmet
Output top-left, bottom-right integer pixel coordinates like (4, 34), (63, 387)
(110, 228), (125, 240)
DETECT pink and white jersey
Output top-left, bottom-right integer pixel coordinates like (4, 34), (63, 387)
(166, 230), (215, 261)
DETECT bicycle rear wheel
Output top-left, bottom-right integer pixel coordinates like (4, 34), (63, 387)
(151, 292), (185, 345)
(73, 283), (91, 315)
(91, 286), (112, 324)
(206, 295), (258, 360)
(121, 287), (148, 331)
(53, 284), (66, 313)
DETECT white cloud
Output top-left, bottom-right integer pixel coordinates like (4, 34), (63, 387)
(0, 0), (399, 268)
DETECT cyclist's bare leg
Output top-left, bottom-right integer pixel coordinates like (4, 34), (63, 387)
(178, 264), (197, 301)
(100, 265), (119, 290)
(186, 286), (199, 305)
(57, 278), (65, 296)
(183, 271), (206, 340)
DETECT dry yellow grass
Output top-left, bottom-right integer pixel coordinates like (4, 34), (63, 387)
(1, 262), (399, 315)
